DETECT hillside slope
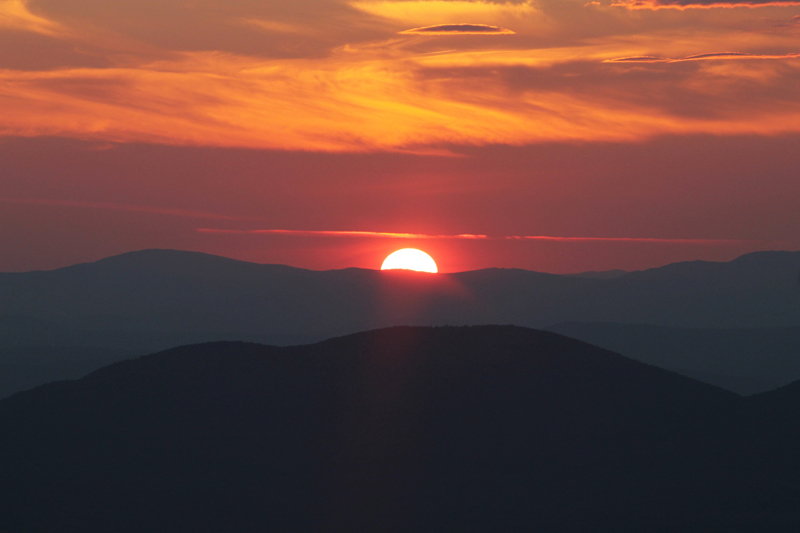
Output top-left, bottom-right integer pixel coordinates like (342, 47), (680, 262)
(546, 322), (800, 394)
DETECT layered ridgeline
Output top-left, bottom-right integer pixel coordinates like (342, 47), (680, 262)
(1, 249), (799, 397)
(1, 326), (799, 532)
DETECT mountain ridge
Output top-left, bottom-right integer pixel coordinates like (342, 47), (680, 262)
(1, 248), (798, 398)
(2, 248), (798, 331)
(6, 247), (799, 276)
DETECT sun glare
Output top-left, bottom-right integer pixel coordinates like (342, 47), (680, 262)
(381, 248), (438, 273)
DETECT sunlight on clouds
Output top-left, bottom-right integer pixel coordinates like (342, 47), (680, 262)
(2, 47), (800, 151)
(349, 0), (538, 25)
(2, 0), (800, 151)
(0, 0), (61, 34)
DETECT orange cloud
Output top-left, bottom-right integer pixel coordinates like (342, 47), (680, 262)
(1, 0), (800, 151)
(2, 47), (800, 151)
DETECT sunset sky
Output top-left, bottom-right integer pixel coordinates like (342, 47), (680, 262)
(2, 0), (799, 272)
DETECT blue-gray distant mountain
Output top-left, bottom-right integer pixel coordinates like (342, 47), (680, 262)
(1, 249), (798, 338)
(546, 322), (800, 395)
(2, 326), (797, 532)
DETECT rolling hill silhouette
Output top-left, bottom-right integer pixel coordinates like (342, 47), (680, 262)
(0, 326), (798, 531)
(0, 315), (317, 399)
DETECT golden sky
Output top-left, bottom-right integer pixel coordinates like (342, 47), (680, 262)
(2, 0), (800, 151)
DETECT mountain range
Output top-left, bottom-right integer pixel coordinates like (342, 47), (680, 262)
(1, 248), (799, 397)
(2, 249), (799, 337)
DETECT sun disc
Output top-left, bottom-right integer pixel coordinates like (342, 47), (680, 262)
(381, 248), (438, 273)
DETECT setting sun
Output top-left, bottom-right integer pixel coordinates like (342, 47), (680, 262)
(381, 248), (438, 273)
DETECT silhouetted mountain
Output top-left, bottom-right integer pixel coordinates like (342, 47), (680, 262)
(0, 326), (797, 532)
(0, 315), (317, 353)
(0, 346), (135, 399)
(0, 314), (320, 398)
(563, 269), (628, 279)
(546, 322), (800, 395)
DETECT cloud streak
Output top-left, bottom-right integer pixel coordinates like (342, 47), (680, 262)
(0, 0), (61, 34)
(197, 228), (757, 245)
(505, 236), (758, 245)
(197, 228), (488, 239)
(1, 197), (259, 221)
(606, 52), (800, 62)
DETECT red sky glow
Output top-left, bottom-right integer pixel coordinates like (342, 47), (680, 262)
(1, 0), (799, 273)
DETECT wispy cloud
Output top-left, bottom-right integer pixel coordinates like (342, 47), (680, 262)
(4, 48), (800, 151)
(197, 228), (757, 245)
(504, 235), (758, 245)
(1, 197), (259, 221)
(2, 0), (800, 151)
(240, 19), (316, 35)
(401, 23), (514, 35)
(605, 56), (671, 62)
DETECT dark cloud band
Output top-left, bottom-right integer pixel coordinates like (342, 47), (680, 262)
(614, 0), (800, 8)
(400, 24), (514, 35)
(606, 52), (800, 62)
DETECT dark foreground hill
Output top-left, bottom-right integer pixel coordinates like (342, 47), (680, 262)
(0, 326), (798, 532)
(0, 345), (135, 399)
(546, 322), (800, 395)
(0, 315), (314, 398)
